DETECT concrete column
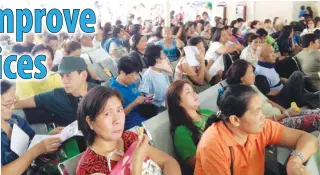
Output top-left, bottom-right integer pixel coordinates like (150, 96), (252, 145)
(164, 0), (171, 27)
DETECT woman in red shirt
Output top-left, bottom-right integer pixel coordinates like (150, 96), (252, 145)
(76, 86), (181, 175)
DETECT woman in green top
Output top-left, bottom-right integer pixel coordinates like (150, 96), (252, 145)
(166, 80), (214, 169)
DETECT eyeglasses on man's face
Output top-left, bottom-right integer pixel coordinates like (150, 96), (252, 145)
(1, 97), (18, 109)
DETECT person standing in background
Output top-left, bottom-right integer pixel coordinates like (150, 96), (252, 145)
(305, 6), (313, 19)
(299, 5), (306, 19)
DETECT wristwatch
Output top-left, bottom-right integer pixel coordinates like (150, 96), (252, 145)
(290, 150), (305, 162)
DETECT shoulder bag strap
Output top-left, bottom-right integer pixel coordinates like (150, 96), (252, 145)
(229, 146), (234, 175)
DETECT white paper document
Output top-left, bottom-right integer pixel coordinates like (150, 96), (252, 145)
(184, 46), (200, 67)
(28, 135), (56, 151)
(27, 121), (81, 150)
(10, 124), (30, 156)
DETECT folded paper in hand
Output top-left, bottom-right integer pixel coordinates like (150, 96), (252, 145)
(10, 120), (83, 156)
(28, 121), (82, 150)
(184, 46), (200, 67)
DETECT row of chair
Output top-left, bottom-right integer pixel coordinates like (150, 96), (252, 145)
(13, 79), (319, 174)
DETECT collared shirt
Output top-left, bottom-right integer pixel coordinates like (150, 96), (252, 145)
(255, 61), (283, 92)
(34, 83), (98, 125)
(1, 115), (35, 166)
(16, 72), (63, 99)
(296, 49), (320, 91)
(174, 109), (215, 161)
(138, 67), (170, 107)
(109, 78), (146, 130)
(156, 40), (178, 62)
(195, 120), (284, 175)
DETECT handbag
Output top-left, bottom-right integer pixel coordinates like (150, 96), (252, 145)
(26, 136), (80, 175)
(110, 142), (162, 175)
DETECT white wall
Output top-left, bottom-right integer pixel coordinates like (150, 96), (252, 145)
(214, 1), (319, 25)
(292, 1), (319, 21)
(254, 1), (293, 23)
(214, 1), (254, 22)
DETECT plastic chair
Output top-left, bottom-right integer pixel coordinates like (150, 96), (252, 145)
(142, 111), (176, 158)
(292, 56), (318, 93)
(58, 153), (83, 175)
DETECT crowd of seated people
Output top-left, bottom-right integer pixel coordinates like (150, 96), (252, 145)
(1, 11), (320, 175)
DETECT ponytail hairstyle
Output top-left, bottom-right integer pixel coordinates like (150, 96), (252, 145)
(166, 80), (202, 145)
(130, 34), (143, 51)
(209, 84), (258, 123)
(226, 59), (253, 85)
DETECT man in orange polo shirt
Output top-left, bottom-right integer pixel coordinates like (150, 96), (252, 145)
(195, 84), (318, 175)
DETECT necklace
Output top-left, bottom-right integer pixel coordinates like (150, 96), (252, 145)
(106, 149), (124, 172)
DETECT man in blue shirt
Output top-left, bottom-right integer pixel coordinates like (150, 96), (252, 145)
(255, 44), (306, 108)
(110, 56), (148, 130)
(299, 5), (306, 19)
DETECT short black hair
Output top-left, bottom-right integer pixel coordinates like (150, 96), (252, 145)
(77, 86), (123, 146)
(300, 5), (305, 10)
(1, 80), (12, 95)
(31, 44), (55, 61)
(116, 19), (122, 26)
(256, 28), (268, 37)
(112, 27), (121, 38)
(236, 18), (244, 22)
(204, 21), (210, 27)
(202, 11), (208, 16)
(45, 34), (58, 44)
(192, 22), (197, 28)
(171, 26), (180, 36)
(293, 22), (305, 32)
(187, 36), (204, 46)
(301, 33), (317, 48)
(264, 19), (271, 24)
(117, 56), (139, 74)
(64, 41), (81, 55)
(198, 19), (205, 25)
(154, 27), (163, 39)
(131, 34), (143, 50)
(248, 33), (261, 43)
(132, 24), (142, 35)
(250, 20), (259, 29)
(230, 20), (237, 28)
(145, 45), (162, 67)
(212, 27), (225, 42)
